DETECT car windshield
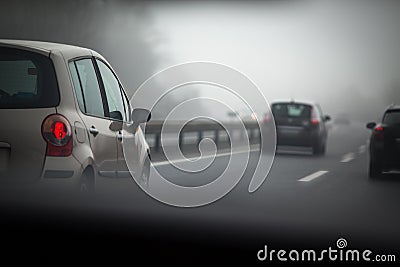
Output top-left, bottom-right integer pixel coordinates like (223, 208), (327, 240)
(272, 103), (312, 119)
(383, 110), (400, 125)
(0, 47), (59, 109)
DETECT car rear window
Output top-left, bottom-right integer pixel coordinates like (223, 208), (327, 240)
(0, 46), (59, 109)
(272, 103), (312, 118)
(383, 110), (400, 125)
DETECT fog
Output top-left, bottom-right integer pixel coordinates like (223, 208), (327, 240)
(148, 0), (400, 122)
(0, 0), (159, 95)
(1, 0), (399, 121)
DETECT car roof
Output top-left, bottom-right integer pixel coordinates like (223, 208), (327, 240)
(270, 99), (318, 106)
(0, 39), (100, 60)
(386, 105), (400, 112)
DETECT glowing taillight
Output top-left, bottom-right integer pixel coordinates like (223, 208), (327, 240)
(374, 125), (384, 140)
(311, 118), (320, 125)
(42, 114), (73, 156)
(53, 121), (67, 140)
(311, 108), (320, 125)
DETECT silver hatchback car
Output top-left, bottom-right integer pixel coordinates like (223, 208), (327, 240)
(0, 40), (151, 191)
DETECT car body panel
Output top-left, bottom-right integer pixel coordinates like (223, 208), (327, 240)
(369, 125), (400, 170)
(0, 108), (56, 181)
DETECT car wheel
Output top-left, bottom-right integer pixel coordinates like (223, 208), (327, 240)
(79, 168), (95, 193)
(318, 142), (326, 155)
(312, 141), (324, 156)
(312, 144), (319, 155)
(369, 160), (382, 178)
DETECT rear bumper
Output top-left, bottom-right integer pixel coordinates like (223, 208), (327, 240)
(370, 143), (400, 170)
(276, 127), (319, 147)
(38, 155), (83, 188)
(0, 155), (83, 192)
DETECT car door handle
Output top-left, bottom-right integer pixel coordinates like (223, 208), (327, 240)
(117, 131), (123, 142)
(89, 126), (99, 137)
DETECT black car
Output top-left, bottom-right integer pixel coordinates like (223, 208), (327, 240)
(366, 105), (400, 178)
(269, 100), (330, 155)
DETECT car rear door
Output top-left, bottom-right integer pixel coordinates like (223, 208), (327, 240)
(272, 103), (313, 145)
(69, 58), (118, 178)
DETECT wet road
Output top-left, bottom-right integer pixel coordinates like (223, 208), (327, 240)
(1, 122), (399, 264)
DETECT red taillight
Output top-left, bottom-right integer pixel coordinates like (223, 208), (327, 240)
(311, 118), (320, 125)
(311, 108), (320, 125)
(53, 121), (67, 140)
(374, 125), (384, 140)
(42, 114), (73, 157)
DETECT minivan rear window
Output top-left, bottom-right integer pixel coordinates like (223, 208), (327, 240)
(272, 103), (312, 118)
(0, 46), (59, 109)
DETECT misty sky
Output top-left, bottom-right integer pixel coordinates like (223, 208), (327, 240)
(0, 0), (398, 121)
(146, 1), (400, 121)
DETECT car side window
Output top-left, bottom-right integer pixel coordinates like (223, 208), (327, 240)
(68, 62), (85, 112)
(71, 59), (105, 117)
(96, 59), (127, 121)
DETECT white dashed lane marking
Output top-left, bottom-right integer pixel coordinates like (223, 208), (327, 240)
(298, 170), (329, 182)
(358, 145), (366, 154)
(341, 152), (355, 163)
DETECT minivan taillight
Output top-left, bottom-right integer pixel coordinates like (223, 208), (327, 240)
(311, 108), (320, 125)
(42, 114), (73, 156)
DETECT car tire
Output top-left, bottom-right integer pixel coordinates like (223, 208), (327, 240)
(78, 168), (95, 193)
(319, 142), (326, 155)
(369, 160), (382, 178)
(312, 144), (319, 155)
(312, 140), (325, 156)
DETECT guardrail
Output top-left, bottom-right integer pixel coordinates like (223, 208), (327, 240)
(144, 120), (261, 153)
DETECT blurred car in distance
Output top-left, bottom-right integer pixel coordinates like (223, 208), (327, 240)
(366, 105), (400, 178)
(268, 99), (331, 155)
(0, 40), (151, 191)
(333, 113), (351, 125)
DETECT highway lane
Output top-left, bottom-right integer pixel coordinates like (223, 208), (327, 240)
(1, 121), (399, 263)
(91, 122), (400, 244)
(118, 122), (396, 234)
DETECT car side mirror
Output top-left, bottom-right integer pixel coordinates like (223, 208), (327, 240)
(366, 122), (376, 129)
(323, 115), (331, 122)
(109, 120), (123, 131)
(109, 110), (123, 121)
(130, 108), (151, 133)
(108, 111), (124, 131)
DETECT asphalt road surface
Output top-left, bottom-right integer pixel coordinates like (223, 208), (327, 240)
(1, 122), (399, 264)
